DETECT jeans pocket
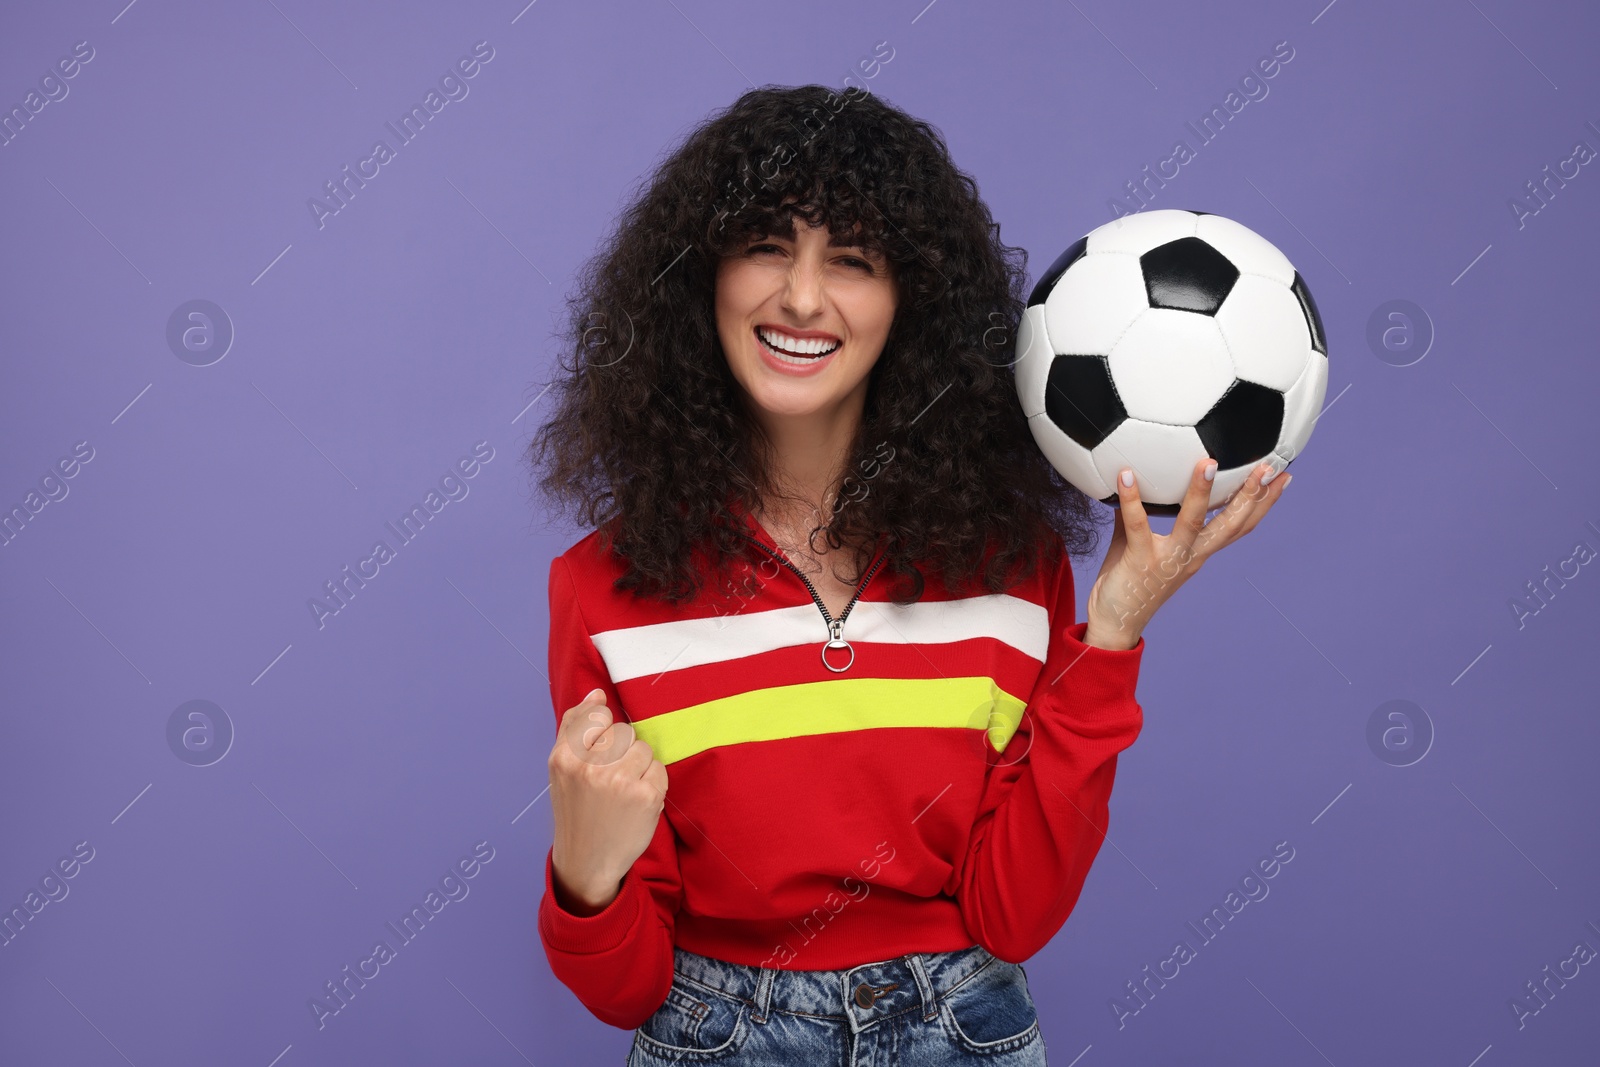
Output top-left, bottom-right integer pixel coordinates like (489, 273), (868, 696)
(938, 956), (1042, 1056)
(633, 973), (749, 1063)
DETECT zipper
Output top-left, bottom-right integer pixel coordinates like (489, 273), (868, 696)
(732, 527), (887, 673)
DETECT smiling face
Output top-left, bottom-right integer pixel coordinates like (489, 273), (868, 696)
(715, 218), (898, 429)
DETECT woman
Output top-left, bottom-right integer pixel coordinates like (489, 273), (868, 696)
(526, 83), (1288, 1065)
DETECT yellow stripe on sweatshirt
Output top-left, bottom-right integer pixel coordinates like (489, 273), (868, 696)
(628, 675), (1028, 766)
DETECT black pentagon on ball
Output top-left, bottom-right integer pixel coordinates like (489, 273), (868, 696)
(1195, 380), (1283, 469)
(1290, 271), (1327, 355)
(1027, 235), (1089, 307)
(1044, 354), (1126, 450)
(1140, 237), (1239, 315)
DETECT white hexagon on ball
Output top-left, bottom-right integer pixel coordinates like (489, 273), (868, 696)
(1107, 309), (1234, 426)
(1013, 304), (1054, 418)
(1276, 350), (1329, 463)
(1027, 412), (1114, 499)
(1215, 275), (1311, 392)
(1088, 420), (1210, 506)
(1195, 213), (1296, 287)
(1041, 253), (1148, 357)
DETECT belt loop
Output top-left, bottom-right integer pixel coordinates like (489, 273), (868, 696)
(905, 953), (938, 1022)
(751, 965), (776, 1024)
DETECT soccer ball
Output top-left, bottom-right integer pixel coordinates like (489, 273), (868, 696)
(1015, 208), (1327, 515)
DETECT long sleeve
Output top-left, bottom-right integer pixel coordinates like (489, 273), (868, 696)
(952, 540), (1145, 962)
(537, 555), (683, 1030)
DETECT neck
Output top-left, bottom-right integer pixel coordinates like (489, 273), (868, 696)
(752, 394), (865, 529)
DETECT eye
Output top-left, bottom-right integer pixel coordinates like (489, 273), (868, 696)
(748, 242), (784, 256)
(838, 255), (877, 273)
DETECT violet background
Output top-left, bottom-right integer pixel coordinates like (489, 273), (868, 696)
(2, 1), (1597, 1064)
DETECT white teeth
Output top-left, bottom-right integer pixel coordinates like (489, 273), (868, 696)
(766, 345), (820, 366)
(758, 327), (840, 358)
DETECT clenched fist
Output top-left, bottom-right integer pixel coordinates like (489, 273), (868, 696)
(547, 688), (668, 915)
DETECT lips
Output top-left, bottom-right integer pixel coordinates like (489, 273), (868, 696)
(752, 325), (840, 376)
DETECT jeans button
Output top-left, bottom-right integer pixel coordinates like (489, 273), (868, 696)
(854, 981), (897, 1009)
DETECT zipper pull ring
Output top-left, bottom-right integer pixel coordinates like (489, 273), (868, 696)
(823, 619), (853, 673)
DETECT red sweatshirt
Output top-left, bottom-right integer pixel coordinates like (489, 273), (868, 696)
(537, 498), (1145, 1030)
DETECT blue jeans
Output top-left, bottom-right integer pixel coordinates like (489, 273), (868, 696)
(627, 942), (1048, 1065)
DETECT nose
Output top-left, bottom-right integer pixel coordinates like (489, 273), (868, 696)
(779, 256), (825, 321)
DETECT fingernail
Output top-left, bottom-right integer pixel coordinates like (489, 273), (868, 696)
(1120, 469), (1134, 488)
(1203, 461), (1217, 482)
(1261, 466), (1279, 485)
(1282, 474), (1293, 488)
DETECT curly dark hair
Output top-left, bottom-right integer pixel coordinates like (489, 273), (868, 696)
(524, 83), (1103, 606)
